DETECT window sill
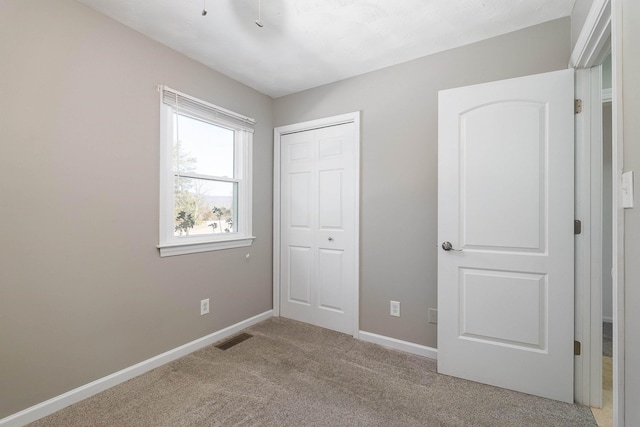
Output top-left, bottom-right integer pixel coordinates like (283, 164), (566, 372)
(158, 236), (255, 257)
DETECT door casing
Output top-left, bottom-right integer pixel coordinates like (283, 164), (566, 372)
(273, 112), (361, 338)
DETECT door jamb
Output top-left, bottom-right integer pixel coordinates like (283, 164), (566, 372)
(571, 0), (625, 425)
(272, 112), (361, 338)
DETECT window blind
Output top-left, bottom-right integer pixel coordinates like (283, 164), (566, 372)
(160, 85), (255, 133)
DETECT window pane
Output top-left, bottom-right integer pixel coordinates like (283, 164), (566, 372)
(174, 177), (237, 236)
(173, 113), (234, 178)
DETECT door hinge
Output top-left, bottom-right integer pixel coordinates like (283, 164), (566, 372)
(574, 220), (582, 235)
(575, 99), (583, 114)
(574, 340), (582, 356)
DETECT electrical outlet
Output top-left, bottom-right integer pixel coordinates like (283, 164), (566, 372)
(390, 300), (400, 317)
(428, 308), (438, 324)
(200, 298), (210, 316)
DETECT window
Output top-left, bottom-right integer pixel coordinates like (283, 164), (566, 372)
(158, 86), (254, 257)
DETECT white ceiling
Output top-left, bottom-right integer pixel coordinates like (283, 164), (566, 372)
(76, 0), (576, 98)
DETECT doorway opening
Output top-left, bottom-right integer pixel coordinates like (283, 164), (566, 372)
(590, 54), (614, 427)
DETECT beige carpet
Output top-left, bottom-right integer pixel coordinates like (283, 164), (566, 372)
(30, 318), (596, 426)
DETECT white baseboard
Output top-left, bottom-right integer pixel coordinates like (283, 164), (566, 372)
(358, 331), (438, 360)
(0, 310), (273, 427)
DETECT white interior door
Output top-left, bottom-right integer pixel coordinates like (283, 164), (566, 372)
(437, 69), (575, 403)
(280, 122), (356, 335)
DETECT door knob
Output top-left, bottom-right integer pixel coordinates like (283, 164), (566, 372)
(441, 241), (462, 251)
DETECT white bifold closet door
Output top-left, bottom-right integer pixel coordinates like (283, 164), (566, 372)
(280, 122), (356, 335)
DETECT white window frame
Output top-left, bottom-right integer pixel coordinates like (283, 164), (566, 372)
(157, 86), (255, 257)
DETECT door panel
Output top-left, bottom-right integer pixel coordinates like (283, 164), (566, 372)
(280, 122), (356, 335)
(460, 268), (546, 348)
(438, 69), (574, 403)
(289, 173), (311, 228)
(318, 249), (344, 311)
(319, 170), (343, 228)
(462, 101), (545, 251)
(288, 246), (312, 304)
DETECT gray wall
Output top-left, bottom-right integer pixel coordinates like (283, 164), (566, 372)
(622, 0), (640, 423)
(571, 0), (596, 50)
(274, 19), (571, 348)
(0, 0), (273, 418)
